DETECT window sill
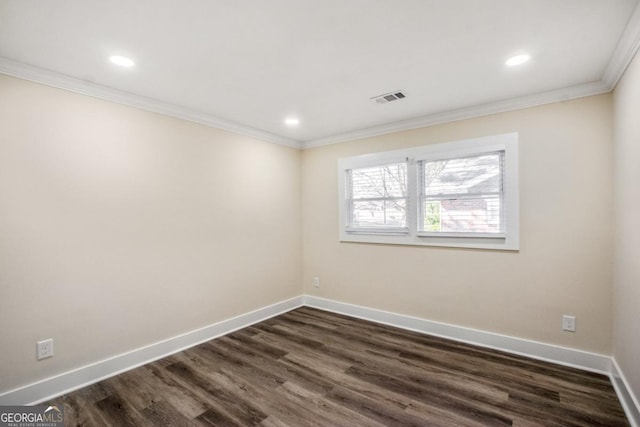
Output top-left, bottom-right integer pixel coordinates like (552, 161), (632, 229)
(340, 230), (518, 251)
(345, 227), (409, 235)
(417, 231), (506, 239)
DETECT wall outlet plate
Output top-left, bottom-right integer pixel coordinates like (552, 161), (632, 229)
(562, 315), (576, 332)
(37, 339), (54, 360)
(313, 276), (320, 288)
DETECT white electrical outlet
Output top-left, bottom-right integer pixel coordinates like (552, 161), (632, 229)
(313, 276), (320, 288)
(37, 339), (54, 360)
(562, 315), (576, 332)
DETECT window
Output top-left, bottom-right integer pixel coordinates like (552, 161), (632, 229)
(347, 162), (408, 232)
(419, 151), (504, 237)
(338, 133), (519, 250)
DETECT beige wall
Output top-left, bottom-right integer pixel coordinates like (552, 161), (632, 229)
(0, 70), (624, 397)
(613, 51), (640, 401)
(302, 94), (614, 354)
(0, 74), (302, 393)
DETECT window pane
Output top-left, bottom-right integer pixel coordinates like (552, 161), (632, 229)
(385, 199), (406, 227)
(424, 153), (502, 196)
(352, 199), (406, 227)
(352, 163), (407, 199)
(424, 195), (502, 233)
(423, 200), (442, 231)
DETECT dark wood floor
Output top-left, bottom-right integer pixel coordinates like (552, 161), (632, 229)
(47, 307), (629, 426)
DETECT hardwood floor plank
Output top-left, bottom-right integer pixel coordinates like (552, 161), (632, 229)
(508, 389), (628, 427)
(345, 364), (515, 426)
(559, 388), (629, 417)
(141, 364), (209, 419)
(45, 307), (630, 426)
(193, 407), (242, 426)
(259, 415), (295, 427)
(187, 341), (287, 389)
(95, 395), (151, 427)
(277, 380), (387, 427)
(249, 322), (325, 349)
(61, 393), (112, 427)
(319, 339), (511, 404)
(140, 400), (192, 427)
(225, 330), (289, 359)
(213, 335), (337, 395)
(102, 371), (158, 411)
(396, 345), (567, 399)
(325, 385), (432, 427)
(210, 369), (326, 427)
(164, 361), (268, 426)
(402, 398), (511, 427)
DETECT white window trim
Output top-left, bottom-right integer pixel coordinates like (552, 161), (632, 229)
(338, 133), (519, 250)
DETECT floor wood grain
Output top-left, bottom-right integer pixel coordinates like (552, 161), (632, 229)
(46, 307), (630, 426)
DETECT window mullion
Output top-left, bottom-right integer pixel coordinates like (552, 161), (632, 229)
(417, 160), (425, 232)
(346, 169), (353, 227)
(406, 158), (418, 237)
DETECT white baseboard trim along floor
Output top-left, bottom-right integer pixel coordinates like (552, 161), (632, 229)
(0, 296), (305, 406)
(0, 294), (637, 426)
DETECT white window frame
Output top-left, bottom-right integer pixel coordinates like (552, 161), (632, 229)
(338, 133), (519, 250)
(345, 159), (410, 235)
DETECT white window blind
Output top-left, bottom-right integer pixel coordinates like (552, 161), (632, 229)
(347, 162), (408, 232)
(420, 151), (504, 236)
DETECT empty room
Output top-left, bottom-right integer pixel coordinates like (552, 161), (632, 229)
(0, 1), (639, 426)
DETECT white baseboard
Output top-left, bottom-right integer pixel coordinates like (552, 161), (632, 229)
(2, 293), (638, 427)
(611, 358), (640, 427)
(0, 296), (304, 406)
(303, 295), (611, 373)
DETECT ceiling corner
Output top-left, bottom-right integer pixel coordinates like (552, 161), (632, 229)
(602, 1), (640, 89)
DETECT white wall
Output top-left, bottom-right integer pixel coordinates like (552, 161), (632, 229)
(0, 74), (302, 394)
(302, 94), (614, 354)
(613, 50), (640, 406)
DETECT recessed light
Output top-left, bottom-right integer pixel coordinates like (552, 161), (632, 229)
(505, 54), (530, 67)
(284, 117), (300, 126)
(109, 55), (135, 67)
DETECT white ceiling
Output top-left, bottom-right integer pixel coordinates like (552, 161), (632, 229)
(1, 0), (639, 148)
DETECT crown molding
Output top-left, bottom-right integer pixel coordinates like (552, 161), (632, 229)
(302, 3), (640, 150)
(602, 1), (640, 89)
(0, 57), (300, 149)
(4, 1), (640, 154)
(301, 80), (610, 149)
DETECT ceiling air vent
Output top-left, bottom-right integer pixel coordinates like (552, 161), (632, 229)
(371, 91), (406, 104)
